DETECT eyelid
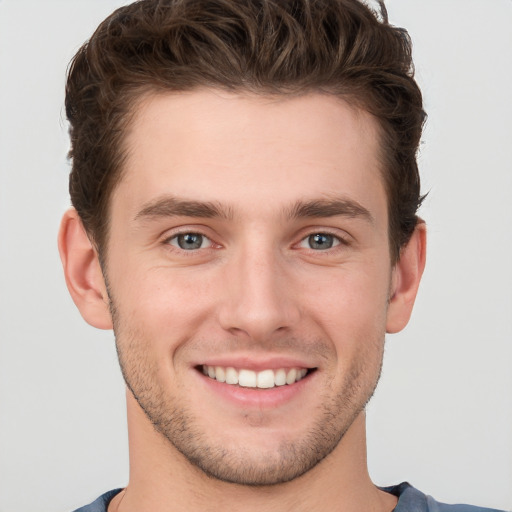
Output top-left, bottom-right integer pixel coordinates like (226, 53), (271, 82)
(160, 226), (221, 251)
(295, 227), (351, 247)
(297, 234), (344, 251)
(167, 233), (213, 250)
(297, 233), (341, 249)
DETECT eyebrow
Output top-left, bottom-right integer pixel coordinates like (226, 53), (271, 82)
(134, 195), (373, 224)
(285, 198), (373, 223)
(134, 196), (234, 221)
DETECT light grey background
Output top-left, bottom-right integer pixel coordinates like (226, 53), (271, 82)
(0, 1), (511, 511)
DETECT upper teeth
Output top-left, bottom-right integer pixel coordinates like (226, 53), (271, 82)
(202, 365), (308, 388)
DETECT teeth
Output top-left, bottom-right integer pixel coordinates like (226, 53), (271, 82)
(225, 367), (238, 385)
(201, 365), (310, 388)
(257, 369), (275, 389)
(239, 369), (257, 387)
(215, 366), (226, 383)
(274, 368), (286, 386)
(286, 368), (297, 385)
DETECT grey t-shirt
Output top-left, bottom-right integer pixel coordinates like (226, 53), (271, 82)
(73, 482), (505, 512)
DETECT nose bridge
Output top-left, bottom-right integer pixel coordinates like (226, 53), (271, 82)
(218, 237), (299, 339)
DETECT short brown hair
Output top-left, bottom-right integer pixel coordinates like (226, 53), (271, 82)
(66, 0), (426, 262)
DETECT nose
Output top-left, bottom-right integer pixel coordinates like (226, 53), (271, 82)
(217, 245), (301, 341)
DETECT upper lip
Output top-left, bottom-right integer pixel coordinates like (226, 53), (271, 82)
(194, 355), (317, 371)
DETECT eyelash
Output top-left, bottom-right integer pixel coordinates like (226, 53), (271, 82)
(163, 231), (217, 252)
(295, 231), (350, 253)
(162, 229), (349, 254)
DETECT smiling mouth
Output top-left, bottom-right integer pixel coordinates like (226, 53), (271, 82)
(199, 365), (315, 389)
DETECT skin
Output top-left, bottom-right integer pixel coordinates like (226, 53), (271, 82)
(59, 89), (426, 512)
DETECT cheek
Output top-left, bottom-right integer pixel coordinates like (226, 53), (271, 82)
(111, 265), (219, 345)
(301, 264), (390, 350)
(305, 259), (390, 309)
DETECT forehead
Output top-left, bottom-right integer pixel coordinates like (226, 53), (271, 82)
(115, 89), (386, 222)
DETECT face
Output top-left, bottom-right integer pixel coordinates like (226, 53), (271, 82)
(104, 90), (395, 485)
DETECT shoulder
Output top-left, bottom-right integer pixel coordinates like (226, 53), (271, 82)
(381, 482), (507, 512)
(72, 489), (123, 512)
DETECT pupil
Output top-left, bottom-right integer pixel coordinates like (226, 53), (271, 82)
(309, 233), (333, 250)
(178, 233), (203, 250)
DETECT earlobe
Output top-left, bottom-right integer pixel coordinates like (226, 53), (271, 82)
(58, 208), (113, 330)
(386, 222), (427, 334)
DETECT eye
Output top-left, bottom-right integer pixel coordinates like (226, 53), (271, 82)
(168, 233), (213, 251)
(299, 233), (341, 250)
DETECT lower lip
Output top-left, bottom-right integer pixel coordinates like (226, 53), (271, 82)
(197, 370), (314, 408)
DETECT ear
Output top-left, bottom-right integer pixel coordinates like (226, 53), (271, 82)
(58, 208), (113, 330)
(386, 222), (427, 334)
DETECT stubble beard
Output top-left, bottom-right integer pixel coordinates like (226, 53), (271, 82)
(110, 301), (384, 486)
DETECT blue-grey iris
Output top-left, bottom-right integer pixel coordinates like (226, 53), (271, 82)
(309, 233), (334, 250)
(177, 233), (204, 250)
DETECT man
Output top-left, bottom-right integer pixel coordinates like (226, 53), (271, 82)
(57, 1), (504, 511)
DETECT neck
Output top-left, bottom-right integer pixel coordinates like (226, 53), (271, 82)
(111, 391), (396, 512)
